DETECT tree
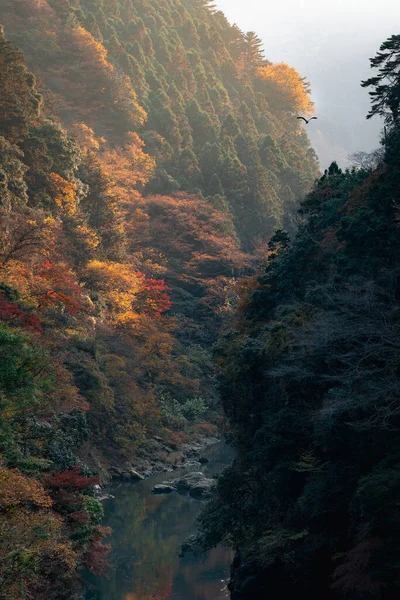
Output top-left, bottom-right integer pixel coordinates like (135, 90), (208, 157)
(0, 136), (28, 211)
(238, 31), (265, 73)
(361, 35), (400, 125)
(256, 63), (314, 115)
(0, 26), (42, 143)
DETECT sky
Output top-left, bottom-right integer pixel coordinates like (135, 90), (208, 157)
(215, 0), (400, 168)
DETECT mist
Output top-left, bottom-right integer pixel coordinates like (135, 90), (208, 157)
(215, 0), (400, 169)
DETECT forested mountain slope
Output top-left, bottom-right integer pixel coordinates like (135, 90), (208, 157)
(0, 1), (318, 597)
(189, 34), (400, 600)
(1, 0), (318, 245)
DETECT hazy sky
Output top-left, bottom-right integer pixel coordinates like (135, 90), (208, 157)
(215, 0), (400, 168)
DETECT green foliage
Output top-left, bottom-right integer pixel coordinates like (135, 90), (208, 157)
(192, 87), (400, 599)
(0, 4), (319, 597)
(5, 0), (317, 247)
(0, 137), (28, 210)
(0, 26), (42, 143)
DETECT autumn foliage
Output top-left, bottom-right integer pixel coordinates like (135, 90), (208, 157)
(256, 62), (315, 115)
(0, 0), (319, 596)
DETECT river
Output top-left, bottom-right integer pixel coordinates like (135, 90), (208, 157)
(85, 442), (235, 600)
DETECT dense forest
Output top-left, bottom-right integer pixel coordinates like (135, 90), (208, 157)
(188, 34), (400, 600)
(0, 0), (319, 598)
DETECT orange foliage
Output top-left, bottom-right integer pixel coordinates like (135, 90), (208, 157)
(128, 193), (249, 278)
(83, 259), (171, 323)
(101, 132), (155, 197)
(0, 465), (52, 508)
(256, 63), (314, 115)
(71, 122), (105, 152)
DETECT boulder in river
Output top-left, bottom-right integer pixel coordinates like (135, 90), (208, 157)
(172, 471), (213, 497)
(152, 483), (176, 494)
(198, 457), (210, 464)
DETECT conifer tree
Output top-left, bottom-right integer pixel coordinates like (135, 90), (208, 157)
(0, 27), (42, 143)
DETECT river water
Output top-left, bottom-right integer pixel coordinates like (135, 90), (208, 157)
(85, 442), (235, 600)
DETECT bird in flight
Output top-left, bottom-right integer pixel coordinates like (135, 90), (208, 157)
(297, 116), (317, 124)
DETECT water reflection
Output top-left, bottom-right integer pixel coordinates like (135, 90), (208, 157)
(86, 443), (234, 600)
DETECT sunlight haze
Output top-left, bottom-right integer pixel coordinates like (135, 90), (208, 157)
(215, 0), (400, 168)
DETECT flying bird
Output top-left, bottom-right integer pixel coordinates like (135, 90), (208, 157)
(297, 116), (317, 124)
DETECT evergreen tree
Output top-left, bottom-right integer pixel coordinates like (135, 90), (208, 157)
(0, 27), (42, 143)
(362, 34), (400, 126)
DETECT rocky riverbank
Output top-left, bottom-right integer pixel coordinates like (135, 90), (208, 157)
(80, 434), (221, 486)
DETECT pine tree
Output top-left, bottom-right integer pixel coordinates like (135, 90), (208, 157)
(361, 34), (400, 126)
(0, 27), (42, 143)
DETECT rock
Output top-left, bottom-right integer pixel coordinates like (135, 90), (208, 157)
(198, 457), (210, 464)
(152, 484), (176, 494)
(128, 469), (144, 481)
(153, 435), (163, 442)
(98, 493), (115, 501)
(172, 471), (204, 491)
(119, 469), (144, 481)
(172, 471), (213, 497)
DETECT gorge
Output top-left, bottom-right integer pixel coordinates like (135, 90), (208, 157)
(0, 1), (399, 599)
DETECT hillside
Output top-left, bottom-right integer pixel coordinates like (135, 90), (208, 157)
(1, 0), (318, 244)
(0, 0), (319, 597)
(188, 34), (400, 600)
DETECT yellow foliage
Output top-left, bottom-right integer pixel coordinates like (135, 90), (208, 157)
(49, 172), (78, 216)
(0, 260), (34, 303)
(83, 260), (143, 321)
(74, 223), (100, 249)
(100, 132), (155, 204)
(256, 63), (314, 115)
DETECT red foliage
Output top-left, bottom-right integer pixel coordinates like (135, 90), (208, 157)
(83, 526), (112, 576)
(167, 430), (190, 447)
(69, 510), (90, 526)
(44, 466), (99, 491)
(134, 274), (172, 316)
(37, 261), (85, 314)
(44, 466), (99, 512)
(0, 294), (43, 332)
